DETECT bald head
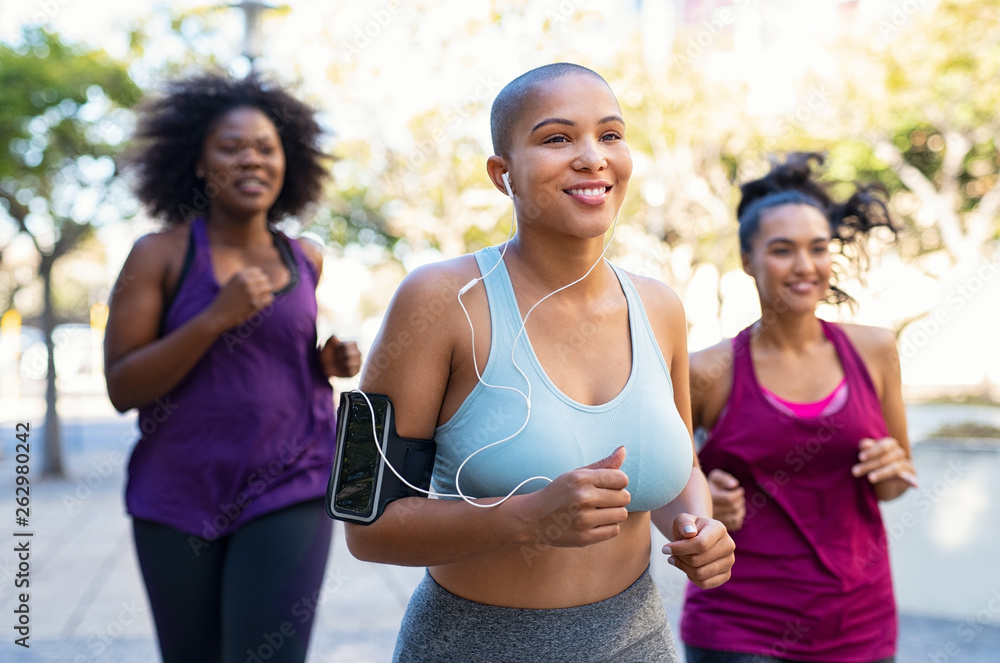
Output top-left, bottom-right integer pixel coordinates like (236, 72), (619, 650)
(490, 63), (610, 158)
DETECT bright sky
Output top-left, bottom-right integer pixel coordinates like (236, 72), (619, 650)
(0, 1), (639, 150)
(0, 0), (945, 154)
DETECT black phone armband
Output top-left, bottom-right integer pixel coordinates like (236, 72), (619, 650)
(326, 391), (436, 525)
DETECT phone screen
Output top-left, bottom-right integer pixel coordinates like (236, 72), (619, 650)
(334, 395), (389, 518)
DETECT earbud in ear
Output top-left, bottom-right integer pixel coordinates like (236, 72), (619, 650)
(502, 172), (513, 198)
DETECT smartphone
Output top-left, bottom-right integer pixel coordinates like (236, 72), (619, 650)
(327, 391), (435, 525)
(330, 392), (390, 521)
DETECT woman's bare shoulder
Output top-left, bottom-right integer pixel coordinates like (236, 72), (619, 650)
(836, 322), (899, 385)
(624, 270), (684, 316)
(128, 223), (190, 257)
(837, 322), (897, 354)
(294, 235), (325, 275)
(117, 223), (191, 288)
(392, 254), (483, 309)
(690, 339), (735, 384)
(368, 253), (487, 357)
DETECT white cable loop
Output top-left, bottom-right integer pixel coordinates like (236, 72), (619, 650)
(358, 177), (621, 508)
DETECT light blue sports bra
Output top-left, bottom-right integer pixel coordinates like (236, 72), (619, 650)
(431, 246), (693, 512)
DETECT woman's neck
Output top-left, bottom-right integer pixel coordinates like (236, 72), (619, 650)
(752, 313), (825, 353)
(503, 232), (615, 300)
(204, 209), (272, 247)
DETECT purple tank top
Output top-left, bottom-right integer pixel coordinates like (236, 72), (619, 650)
(681, 320), (896, 662)
(126, 218), (335, 538)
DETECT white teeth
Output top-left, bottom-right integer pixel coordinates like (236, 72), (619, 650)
(567, 187), (607, 196)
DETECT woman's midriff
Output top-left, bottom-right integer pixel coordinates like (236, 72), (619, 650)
(428, 511), (653, 609)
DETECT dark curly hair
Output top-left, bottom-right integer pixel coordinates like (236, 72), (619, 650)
(736, 152), (897, 306)
(124, 71), (329, 224)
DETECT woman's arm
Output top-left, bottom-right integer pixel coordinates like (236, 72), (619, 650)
(847, 325), (917, 501)
(650, 344), (735, 589)
(343, 262), (632, 567)
(104, 232), (275, 411)
(689, 344), (746, 531)
(347, 446), (632, 566)
(297, 237), (361, 378)
(635, 278), (735, 588)
(652, 466), (734, 589)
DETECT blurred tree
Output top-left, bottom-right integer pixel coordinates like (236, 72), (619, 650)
(611, 46), (749, 279)
(307, 1), (752, 273)
(0, 28), (141, 477)
(833, 0), (1000, 266)
(121, 4), (249, 83)
(297, 0), (528, 312)
(122, 5), (397, 276)
(296, 0), (759, 340)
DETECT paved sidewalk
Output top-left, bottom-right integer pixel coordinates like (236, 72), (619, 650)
(1, 405), (998, 662)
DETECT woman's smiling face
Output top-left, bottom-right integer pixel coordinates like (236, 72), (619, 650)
(504, 72), (632, 240)
(197, 105), (286, 219)
(743, 202), (834, 314)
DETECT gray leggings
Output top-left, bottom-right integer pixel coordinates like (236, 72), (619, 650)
(393, 567), (678, 663)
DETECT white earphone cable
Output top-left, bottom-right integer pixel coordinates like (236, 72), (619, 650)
(358, 170), (620, 507)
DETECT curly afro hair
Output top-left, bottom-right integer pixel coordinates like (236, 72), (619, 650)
(125, 71), (329, 224)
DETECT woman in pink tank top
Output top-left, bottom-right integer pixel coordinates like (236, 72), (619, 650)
(680, 153), (918, 663)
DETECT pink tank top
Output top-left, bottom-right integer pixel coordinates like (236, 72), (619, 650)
(681, 320), (896, 662)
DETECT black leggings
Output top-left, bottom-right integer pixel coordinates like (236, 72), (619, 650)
(133, 499), (333, 663)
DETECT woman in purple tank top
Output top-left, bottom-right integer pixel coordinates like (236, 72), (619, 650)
(104, 72), (359, 663)
(680, 153), (918, 663)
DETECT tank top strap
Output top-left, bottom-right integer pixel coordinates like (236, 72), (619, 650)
(608, 262), (641, 315)
(269, 229), (305, 294)
(185, 216), (215, 282)
(606, 263), (667, 374)
(473, 246), (524, 350)
(282, 231), (310, 274)
(159, 218), (211, 335)
(819, 319), (879, 400)
(727, 324), (757, 404)
(190, 215), (210, 251)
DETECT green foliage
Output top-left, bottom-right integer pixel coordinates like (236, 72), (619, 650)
(796, 0), (1000, 264)
(307, 186), (399, 251)
(0, 27), (142, 476)
(0, 27), (139, 312)
(927, 421), (1000, 439)
(0, 28), (140, 180)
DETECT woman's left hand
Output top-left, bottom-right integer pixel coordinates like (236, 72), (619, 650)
(852, 437), (918, 488)
(662, 515), (735, 589)
(320, 335), (361, 378)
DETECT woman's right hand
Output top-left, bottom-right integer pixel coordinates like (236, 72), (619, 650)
(206, 267), (275, 331)
(106, 232), (278, 411)
(707, 469), (745, 531)
(517, 446), (632, 548)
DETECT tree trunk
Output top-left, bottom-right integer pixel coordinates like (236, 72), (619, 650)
(40, 255), (63, 478)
